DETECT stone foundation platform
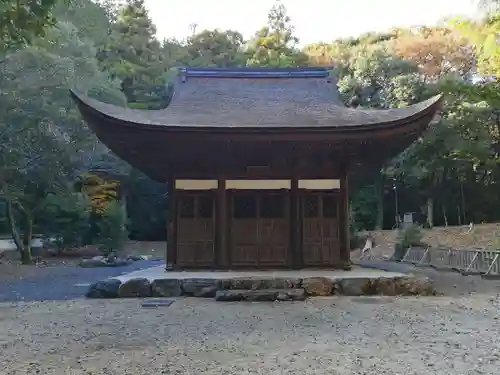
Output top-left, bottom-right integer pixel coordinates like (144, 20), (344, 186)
(86, 266), (436, 300)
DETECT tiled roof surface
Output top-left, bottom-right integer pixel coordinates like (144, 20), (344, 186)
(71, 67), (441, 128)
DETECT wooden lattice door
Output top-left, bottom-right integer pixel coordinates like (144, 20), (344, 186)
(176, 192), (215, 268)
(230, 191), (289, 267)
(301, 192), (339, 266)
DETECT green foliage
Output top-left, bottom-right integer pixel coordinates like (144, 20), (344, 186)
(38, 192), (91, 252)
(125, 169), (167, 240)
(94, 201), (128, 256)
(350, 185), (378, 230)
(246, 1), (309, 67)
(393, 225), (426, 260)
(0, 0), (60, 51)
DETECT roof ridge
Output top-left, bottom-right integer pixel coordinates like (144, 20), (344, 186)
(180, 66), (334, 79)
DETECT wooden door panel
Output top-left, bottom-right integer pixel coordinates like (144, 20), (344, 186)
(230, 192), (289, 267)
(301, 193), (340, 267)
(302, 242), (322, 265)
(231, 219), (259, 265)
(176, 193), (215, 268)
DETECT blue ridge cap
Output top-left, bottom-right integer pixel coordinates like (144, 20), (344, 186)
(180, 66), (334, 79)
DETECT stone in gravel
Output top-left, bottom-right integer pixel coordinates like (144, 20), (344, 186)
(216, 289), (305, 302)
(372, 278), (397, 296)
(106, 258), (133, 267)
(79, 258), (107, 268)
(118, 278), (152, 298)
(85, 279), (121, 298)
(182, 279), (218, 296)
(244, 289), (281, 301)
(151, 279), (183, 297)
(339, 278), (373, 296)
(302, 277), (336, 296)
(194, 286), (218, 298)
(127, 255), (144, 261)
(215, 290), (245, 301)
(394, 277), (436, 296)
(283, 289), (306, 301)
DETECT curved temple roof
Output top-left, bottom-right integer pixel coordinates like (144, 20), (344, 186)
(70, 67), (442, 130)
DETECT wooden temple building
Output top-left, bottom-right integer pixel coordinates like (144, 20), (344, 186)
(70, 67), (442, 271)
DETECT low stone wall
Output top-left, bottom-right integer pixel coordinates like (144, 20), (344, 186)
(86, 275), (436, 300)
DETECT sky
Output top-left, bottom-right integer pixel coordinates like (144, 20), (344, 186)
(144, 0), (482, 46)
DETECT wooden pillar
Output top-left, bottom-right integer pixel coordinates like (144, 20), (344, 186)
(215, 179), (228, 269)
(166, 178), (177, 271)
(338, 166), (351, 270)
(290, 177), (302, 269)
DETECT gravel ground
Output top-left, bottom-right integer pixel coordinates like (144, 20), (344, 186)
(1, 296), (500, 375)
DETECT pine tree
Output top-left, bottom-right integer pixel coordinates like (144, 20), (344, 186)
(98, 0), (168, 107)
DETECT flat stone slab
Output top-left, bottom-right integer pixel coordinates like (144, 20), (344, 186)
(141, 299), (175, 308)
(113, 266), (408, 283)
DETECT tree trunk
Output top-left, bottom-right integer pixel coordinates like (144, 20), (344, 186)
(375, 171), (384, 230)
(442, 204), (448, 227)
(6, 200), (33, 264)
(6, 199), (23, 252)
(426, 197), (434, 228)
(21, 207), (33, 264)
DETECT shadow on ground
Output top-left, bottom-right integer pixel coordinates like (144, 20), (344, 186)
(0, 260), (163, 302)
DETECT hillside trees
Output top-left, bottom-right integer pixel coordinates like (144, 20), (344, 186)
(0, 0), (126, 262)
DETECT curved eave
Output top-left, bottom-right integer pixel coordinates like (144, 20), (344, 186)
(70, 89), (443, 134)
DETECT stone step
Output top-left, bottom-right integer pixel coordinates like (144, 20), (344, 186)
(215, 288), (306, 302)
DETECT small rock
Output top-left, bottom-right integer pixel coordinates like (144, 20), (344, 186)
(302, 277), (336, 296)
(194, 286), (218, 298)
(286, 288), (306, 301)
(215, 290), (245, 301)
(127, 255), (144, 261)
(216, 289), (306, 302)
(86, 279), (121, 298)
(118, 278), (152, 298)
(79, 258), (107, 268)
(151, 279), (183, 297)
(244, 289), (280, 302)
(339, 278), (373, 296)
(276, 291), (292, 301)
(182, 279), (218, 296)
(106, 258), (133, 267)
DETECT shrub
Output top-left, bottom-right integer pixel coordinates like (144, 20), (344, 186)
(392, 224), (426, 261)
(38, 192), (92, 253)
(94, 201), (128, 256)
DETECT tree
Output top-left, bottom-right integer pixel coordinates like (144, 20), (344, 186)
(0, 0), (60, 51)
(184, 29), (246, 67)
(246, 1), (309, 67)
(391, 27), (474, 81)
(0, 4), (126, 262)
(98, 0), (168, 106)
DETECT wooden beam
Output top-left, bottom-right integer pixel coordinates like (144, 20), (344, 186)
(166, 178), (178, 270)
(215, 178), (228, 268)
(338, 166), (351, 270)
(290, 177), (302, 269)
